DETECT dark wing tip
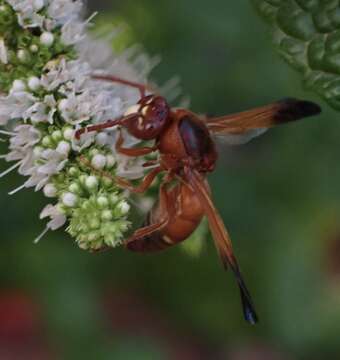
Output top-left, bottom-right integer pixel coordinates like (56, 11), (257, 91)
(228, 259), (259, 325)
(277, 98), (321, 123)
(240, 289), (259, 325)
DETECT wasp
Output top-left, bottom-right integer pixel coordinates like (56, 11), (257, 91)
(76, 75), (321, 324)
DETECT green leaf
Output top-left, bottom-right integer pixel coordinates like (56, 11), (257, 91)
(252, 0), (340, 110)
(180, 217), (208, 257)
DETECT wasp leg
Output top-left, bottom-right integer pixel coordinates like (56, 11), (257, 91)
(115, 129), (157, 157)
(78, 155), (162, 194)
(92, 74), (153, 98)
(124, 183), (170, 248)
(115, 166), (162, 193)
(75, 117), (122, 140)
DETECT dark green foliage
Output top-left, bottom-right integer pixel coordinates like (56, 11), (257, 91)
(253, 0), (340, 110)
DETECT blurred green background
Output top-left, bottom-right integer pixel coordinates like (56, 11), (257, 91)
(1, 1), (340, 359)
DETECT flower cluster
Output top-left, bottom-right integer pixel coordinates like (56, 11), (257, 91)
(0, 0), (157, 250)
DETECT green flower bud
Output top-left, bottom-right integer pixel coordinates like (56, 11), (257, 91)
(42, 135), (53, 147)
(17, 49), (31, 64)
(68, 183), (81, 194)
(101, 210), (113, 221)
(52, 130), (63, 141)
(97, 196), (109, 208)
(30, 44), (39, 53)
(68, 167), (79, 177)
(0, 0), (150, 252)
(85, 176), (98, 191)
(106, 154), (116, 168)
(89, 217), (100, 230)
(101, 176), (113, 188)
(115, 200), (130, 216)
(109, 193), (119, 205)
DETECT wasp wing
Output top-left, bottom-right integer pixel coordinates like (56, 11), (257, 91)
(212, 128), (268, 145)
(184, 167), (258, 324)
(206, 98), (321, 145)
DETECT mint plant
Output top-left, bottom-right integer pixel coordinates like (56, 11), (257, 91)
(253, 0), (340, 110)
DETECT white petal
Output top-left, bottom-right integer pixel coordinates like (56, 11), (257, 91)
(0, 161), (21, 178)
(8, 183), (26, 195)
(34, 227), (49, 244)
(0, 38), (8, 64)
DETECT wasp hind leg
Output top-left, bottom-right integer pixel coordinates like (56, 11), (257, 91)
(124, 183), (172, 252)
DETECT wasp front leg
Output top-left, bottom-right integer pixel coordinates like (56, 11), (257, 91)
(75, 116), (125, 140)
(115, 129), (157, 157)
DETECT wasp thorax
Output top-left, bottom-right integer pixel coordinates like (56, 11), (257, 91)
(124, 95), (170, 140)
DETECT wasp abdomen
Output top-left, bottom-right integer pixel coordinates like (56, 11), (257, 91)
(126, 183), (204, 253)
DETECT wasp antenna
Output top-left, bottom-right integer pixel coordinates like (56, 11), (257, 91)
(277, 98), (321, 122)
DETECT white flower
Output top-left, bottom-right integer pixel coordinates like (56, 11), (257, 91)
(70, 129), (96, 152)
(28, 76), (41, 91)
(34, 0), (44, 11)
(47, 0), (82, 25)
(77, 38), (115, 70)
(41, 59), (91, 92)
(63, 127), (74, 140)
(7, 125), (41, 152)
(85, 175), (98, 190)
(11, 80), (27, 92)
(117, 200), (130, 215)
(24, 170), (50, 190)
(24, 94), (57, 124)
(38, 203), (67, 233)
(106, 154), (116, 168)
(115, 154), (149, 180)
(91, 154), (106, 170)
(40, 31), (54, 47)
(38, 148), (69, 176)
(1, 125), (49, 194)
(56, 140), (71, 156)
(7, 0), (45, 28)
(1, 0), (168, 249)
(62, 192), (77, 207)
(3, 125), (54, 191)
(0, 38), (8, 64)
(43, 183), (57, 197)
(0, 91), (35, 125)
(10, 144), (69, 193)
(58, 91), (91, 124)
(58, 89), (116, 126)
(61, 20), (86, 45)
(95, 132), (109, 146)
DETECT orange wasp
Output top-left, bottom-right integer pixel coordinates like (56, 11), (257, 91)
(76, 75), (321, 324)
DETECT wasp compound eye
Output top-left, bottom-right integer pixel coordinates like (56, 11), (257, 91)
(125, 95), (170, 140)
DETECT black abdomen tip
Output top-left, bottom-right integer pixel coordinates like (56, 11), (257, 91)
(278, 98), (321, 122)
